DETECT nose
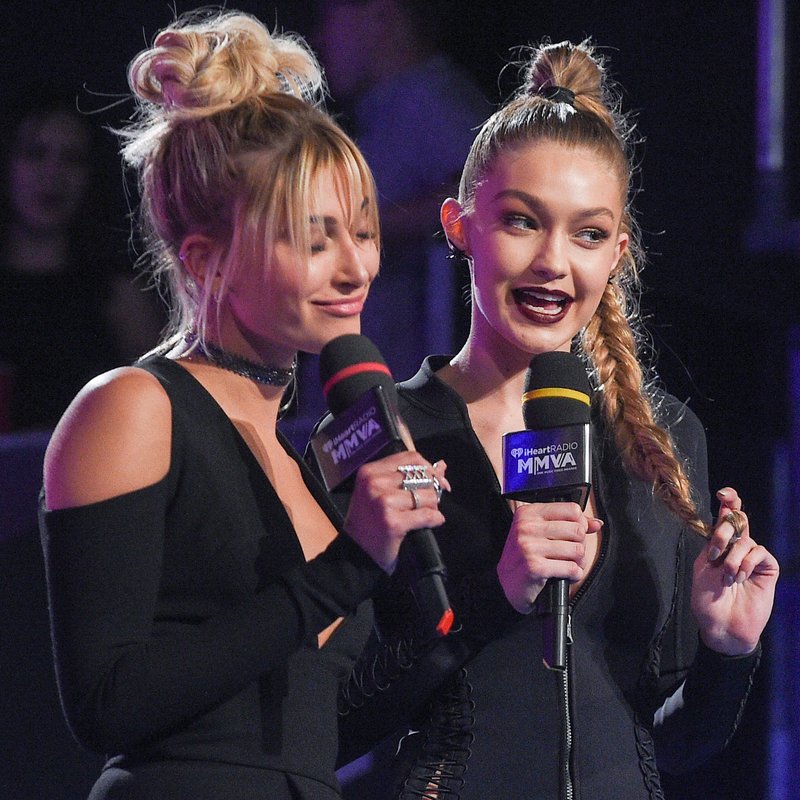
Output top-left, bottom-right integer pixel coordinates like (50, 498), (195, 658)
(530, 231), (568, 281)
(336, 235), (375, 289)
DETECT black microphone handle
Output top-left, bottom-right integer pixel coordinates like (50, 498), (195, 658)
(539, 488), (589, 670)
(513, 488), (586, 671)
(399, 528), (453, 637)
(383, 440), (453, 637)
(539, 578), (569, 670)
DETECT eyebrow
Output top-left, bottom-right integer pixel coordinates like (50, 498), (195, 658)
(493, 189), (617, 221)
(308, 215), (338, 227)
(308, 197), (371, 227)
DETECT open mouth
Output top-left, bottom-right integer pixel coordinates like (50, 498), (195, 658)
(513, 288), (570, 317)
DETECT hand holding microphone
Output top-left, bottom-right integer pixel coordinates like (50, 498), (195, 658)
(343, 451), (447, 574)
(500, 351), (599, 669)
(311, 334), (454, 637)
(497, 501), (600, 614)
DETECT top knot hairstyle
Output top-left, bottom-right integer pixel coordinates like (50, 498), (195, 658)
(117, 10), (379, 348)
(126, 12), (323, 129)
(460, 40), (708, 537)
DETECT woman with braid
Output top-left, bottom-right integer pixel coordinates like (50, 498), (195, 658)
(332, 40), (778, 799)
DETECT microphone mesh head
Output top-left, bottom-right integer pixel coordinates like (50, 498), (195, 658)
(523, 352), (592, 429)
(319, 334), (397, 415)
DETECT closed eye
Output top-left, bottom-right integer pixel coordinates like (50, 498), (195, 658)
(310, 221), (326, 253)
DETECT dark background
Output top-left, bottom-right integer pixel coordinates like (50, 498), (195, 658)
(1, 2), (798, 798)
(3, 0), (794, 489)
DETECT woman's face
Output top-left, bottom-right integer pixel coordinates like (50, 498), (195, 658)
(9, 111), (91, 234)
(222, 167), (379, 364)
(454, 140), (628, 368)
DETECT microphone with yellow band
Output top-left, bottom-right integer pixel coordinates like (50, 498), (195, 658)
(501, 351), (593, 669)
(522, 386), (592, 407)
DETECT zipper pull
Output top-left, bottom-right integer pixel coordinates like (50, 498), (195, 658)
(566, 613), (574, 645)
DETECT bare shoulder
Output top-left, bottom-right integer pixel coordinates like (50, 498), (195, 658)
(43, 366), (172, 510)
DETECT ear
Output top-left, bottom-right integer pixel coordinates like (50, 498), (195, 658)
(440, 198), (469, 254)
(610, 231), (630, 278)
(178, 234), (220, 293)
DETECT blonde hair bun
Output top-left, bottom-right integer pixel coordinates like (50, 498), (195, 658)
(128, 11), (323, 118)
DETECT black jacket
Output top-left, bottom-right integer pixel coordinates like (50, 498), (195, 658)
(334, 356), (760, 800)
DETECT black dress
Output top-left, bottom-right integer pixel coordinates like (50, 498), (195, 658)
(39, 356), (383, 799)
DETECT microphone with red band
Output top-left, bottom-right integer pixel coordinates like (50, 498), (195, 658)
(312, 334), (453, 637)
(322, 361), (393, 402)
(501, 351), (593, 670)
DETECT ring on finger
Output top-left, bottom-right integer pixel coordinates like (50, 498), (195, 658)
(722, 510), (746, 544)
(398, 464), (433, 491)
(409, 488), (421, 510)
(713, 510), (745, 563)
(432, 475), (443, 503)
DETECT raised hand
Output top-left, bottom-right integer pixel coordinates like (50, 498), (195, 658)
(691, 487), (779, 656)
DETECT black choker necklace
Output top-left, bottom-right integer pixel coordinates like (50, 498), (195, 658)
(185, 334), (295, 387)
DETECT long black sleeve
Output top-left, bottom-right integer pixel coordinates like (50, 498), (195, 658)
(645, 401), (762, 774)
(40, 480), (383, 754)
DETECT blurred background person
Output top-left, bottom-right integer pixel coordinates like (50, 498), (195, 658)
(0, 86), (163, 432)
(315, 0), (487, 377)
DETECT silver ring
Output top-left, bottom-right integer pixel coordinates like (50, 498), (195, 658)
(398, 464), (434, 491)
(409, 488), (420, 510)
(432, 475), (443, 503)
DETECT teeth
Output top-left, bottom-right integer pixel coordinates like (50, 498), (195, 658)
(524, 303), (561, 315)
(515, 288), (566, 316)
(519, 289), (564, 302)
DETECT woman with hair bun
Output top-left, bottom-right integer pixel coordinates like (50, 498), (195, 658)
(39, 10), (447, 799)
(332, 40), (778, 799)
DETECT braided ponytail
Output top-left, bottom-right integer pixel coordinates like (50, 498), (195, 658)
(581, 284), (709, 537)
(459, 39), (710, 537)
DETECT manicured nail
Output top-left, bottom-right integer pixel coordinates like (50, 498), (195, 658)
(717, 489), (729, 498)
(724, 573), (735, 587)
(735, 571), (747, 584)
(708, 546), (721, 561)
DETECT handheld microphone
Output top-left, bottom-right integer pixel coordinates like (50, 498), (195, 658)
(501, 352), (592, 670)
(311, 334), (454, 638)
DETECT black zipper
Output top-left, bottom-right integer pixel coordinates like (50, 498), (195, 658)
(559, 518), (609, 800)
(561, 615), (574, 800)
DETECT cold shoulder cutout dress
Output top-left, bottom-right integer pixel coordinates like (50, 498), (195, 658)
(40, 356), (383, 799)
